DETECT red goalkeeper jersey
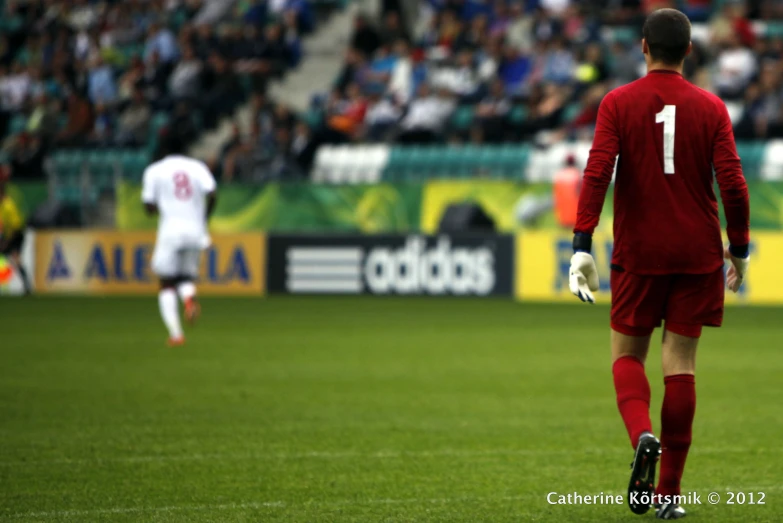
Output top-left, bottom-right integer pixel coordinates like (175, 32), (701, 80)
(575, 69), (750, 275)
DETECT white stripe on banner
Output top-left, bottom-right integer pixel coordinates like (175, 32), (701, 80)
(287, 279), (363, 293)
(288, 248), (363, 264)
(287, 265), (361, 277)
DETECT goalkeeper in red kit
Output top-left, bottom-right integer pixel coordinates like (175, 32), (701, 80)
(568, 8), (750, 520)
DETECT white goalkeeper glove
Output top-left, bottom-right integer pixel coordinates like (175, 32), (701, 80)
(724, 246), (749, 293)
(569, 251), (600, 303)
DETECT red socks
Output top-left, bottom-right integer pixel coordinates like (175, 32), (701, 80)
(656, 374), (696, 497)
(612, 356), (653, 448)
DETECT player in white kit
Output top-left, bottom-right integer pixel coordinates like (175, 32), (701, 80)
(141, 136), (217, 346)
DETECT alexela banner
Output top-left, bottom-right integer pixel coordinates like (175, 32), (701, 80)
(267, 234), (514, 296)
(34, 231), (266, 295)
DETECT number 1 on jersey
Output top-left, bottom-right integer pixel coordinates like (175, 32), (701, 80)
(655, 105), (676, 174)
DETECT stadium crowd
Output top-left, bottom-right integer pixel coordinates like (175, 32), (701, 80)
(2, 0), (783, 183)
(299, 0), (783, 149)
(0, 0), (310, 180)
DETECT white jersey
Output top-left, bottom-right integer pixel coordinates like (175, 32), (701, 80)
(141, 155), (216, 249)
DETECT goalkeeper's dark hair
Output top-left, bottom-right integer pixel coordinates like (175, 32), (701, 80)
(643, 8), (691, 66)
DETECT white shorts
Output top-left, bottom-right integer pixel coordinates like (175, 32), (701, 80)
(151, 243), (203, 279)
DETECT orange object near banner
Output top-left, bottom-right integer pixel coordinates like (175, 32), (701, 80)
(34, 231), (266, 295)
(553, 166), (581, 229)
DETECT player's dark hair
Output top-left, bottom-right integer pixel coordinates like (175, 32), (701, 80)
(642, 8), (691, 66)
(157, 131), (186, 159)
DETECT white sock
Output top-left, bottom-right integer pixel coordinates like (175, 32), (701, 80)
(158, 289), (183, 339)
(177, 281), (196, 301)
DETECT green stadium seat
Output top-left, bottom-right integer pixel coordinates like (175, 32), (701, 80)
(382, 147), (406, 181)
(509, 105), (529, 125)
(763, 22), (783, 39)
(451, 106), (474, 131)
(736, 141), (765, 179)
(127, 151), (150, 181)
(304, 109), (323, 128)
(402, 147), (428, 180)
(606, 26), (639, 44)
(9, 114), (26, 134)
(562, 103), (583, 124)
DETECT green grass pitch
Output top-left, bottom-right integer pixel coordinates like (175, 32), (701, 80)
(0, 296), (780, 522)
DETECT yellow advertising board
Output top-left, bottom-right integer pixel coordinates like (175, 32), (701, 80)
(34, 231), (266, 295)
(515, 231), (783, 305)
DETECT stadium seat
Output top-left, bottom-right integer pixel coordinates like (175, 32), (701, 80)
(562, 103), (583, 124)
(451, 106), (475, 131)
(737, 141), (765, 179)
(382, 147), (407, 182)
(9, 114), (26, 134)
(509, 105), (529, 125)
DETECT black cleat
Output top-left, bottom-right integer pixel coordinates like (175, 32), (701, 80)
(655, 503), (686, 519)
(627, 432), (661, 515)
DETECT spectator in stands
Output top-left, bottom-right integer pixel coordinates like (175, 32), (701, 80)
(539, 37), (576, 86)
(168, 44), (203, 101)
(212, 121), (244, 179)
(201, 52), (241, 129)
(243, 0), (269, 28)
(498, 45), (532, 96)
(0, 35), (13, 69)
(282, 11), (303, 68)
(455, 14), (488, 52)
(116, 89), (151, 146)
(325, 83), (368, 141)
(472, 77), (510, 143)
(105, 2), (144, 46)
(0, 63), (31, 113)
(714, 32), (757, 99)
(351, 14), (381, 58)
(169, 100), (199, 148)
(611, 42), (644, 85)
(397, 84), (455, 144)
(26, 92), (60, 145)
(139, 50), (169, 106)
(433, 50), (481, 102)
(74, 27), (101, 63)
(87, 56), (118, 105)
(574, 43), (609, 92)
(144, 21), (179, 65)
(734, 82), (766, 139)
(89, 101), (114, 146)
(118, 56), (145, 103)
(388, 39), (413, 104)
(567, 84), (606, 138)
(56, 90), (93, 147)
(505, 3), (534, 53)
(513, 83), (566, 139)
(264, 22), (299, 73)
(379, 11), (408, 47)
(5, 132), (44, 180)
(66, 0), (99, 32)
(336, 48), (371, 94)
(193, 24), (217, 60)
(291, 120), (316, 173)
(363, 89), (401, 141)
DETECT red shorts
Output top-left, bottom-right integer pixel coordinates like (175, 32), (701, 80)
(610, 266), (725, 338)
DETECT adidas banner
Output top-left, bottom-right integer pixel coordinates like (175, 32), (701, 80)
(267, 234), (514, 296)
